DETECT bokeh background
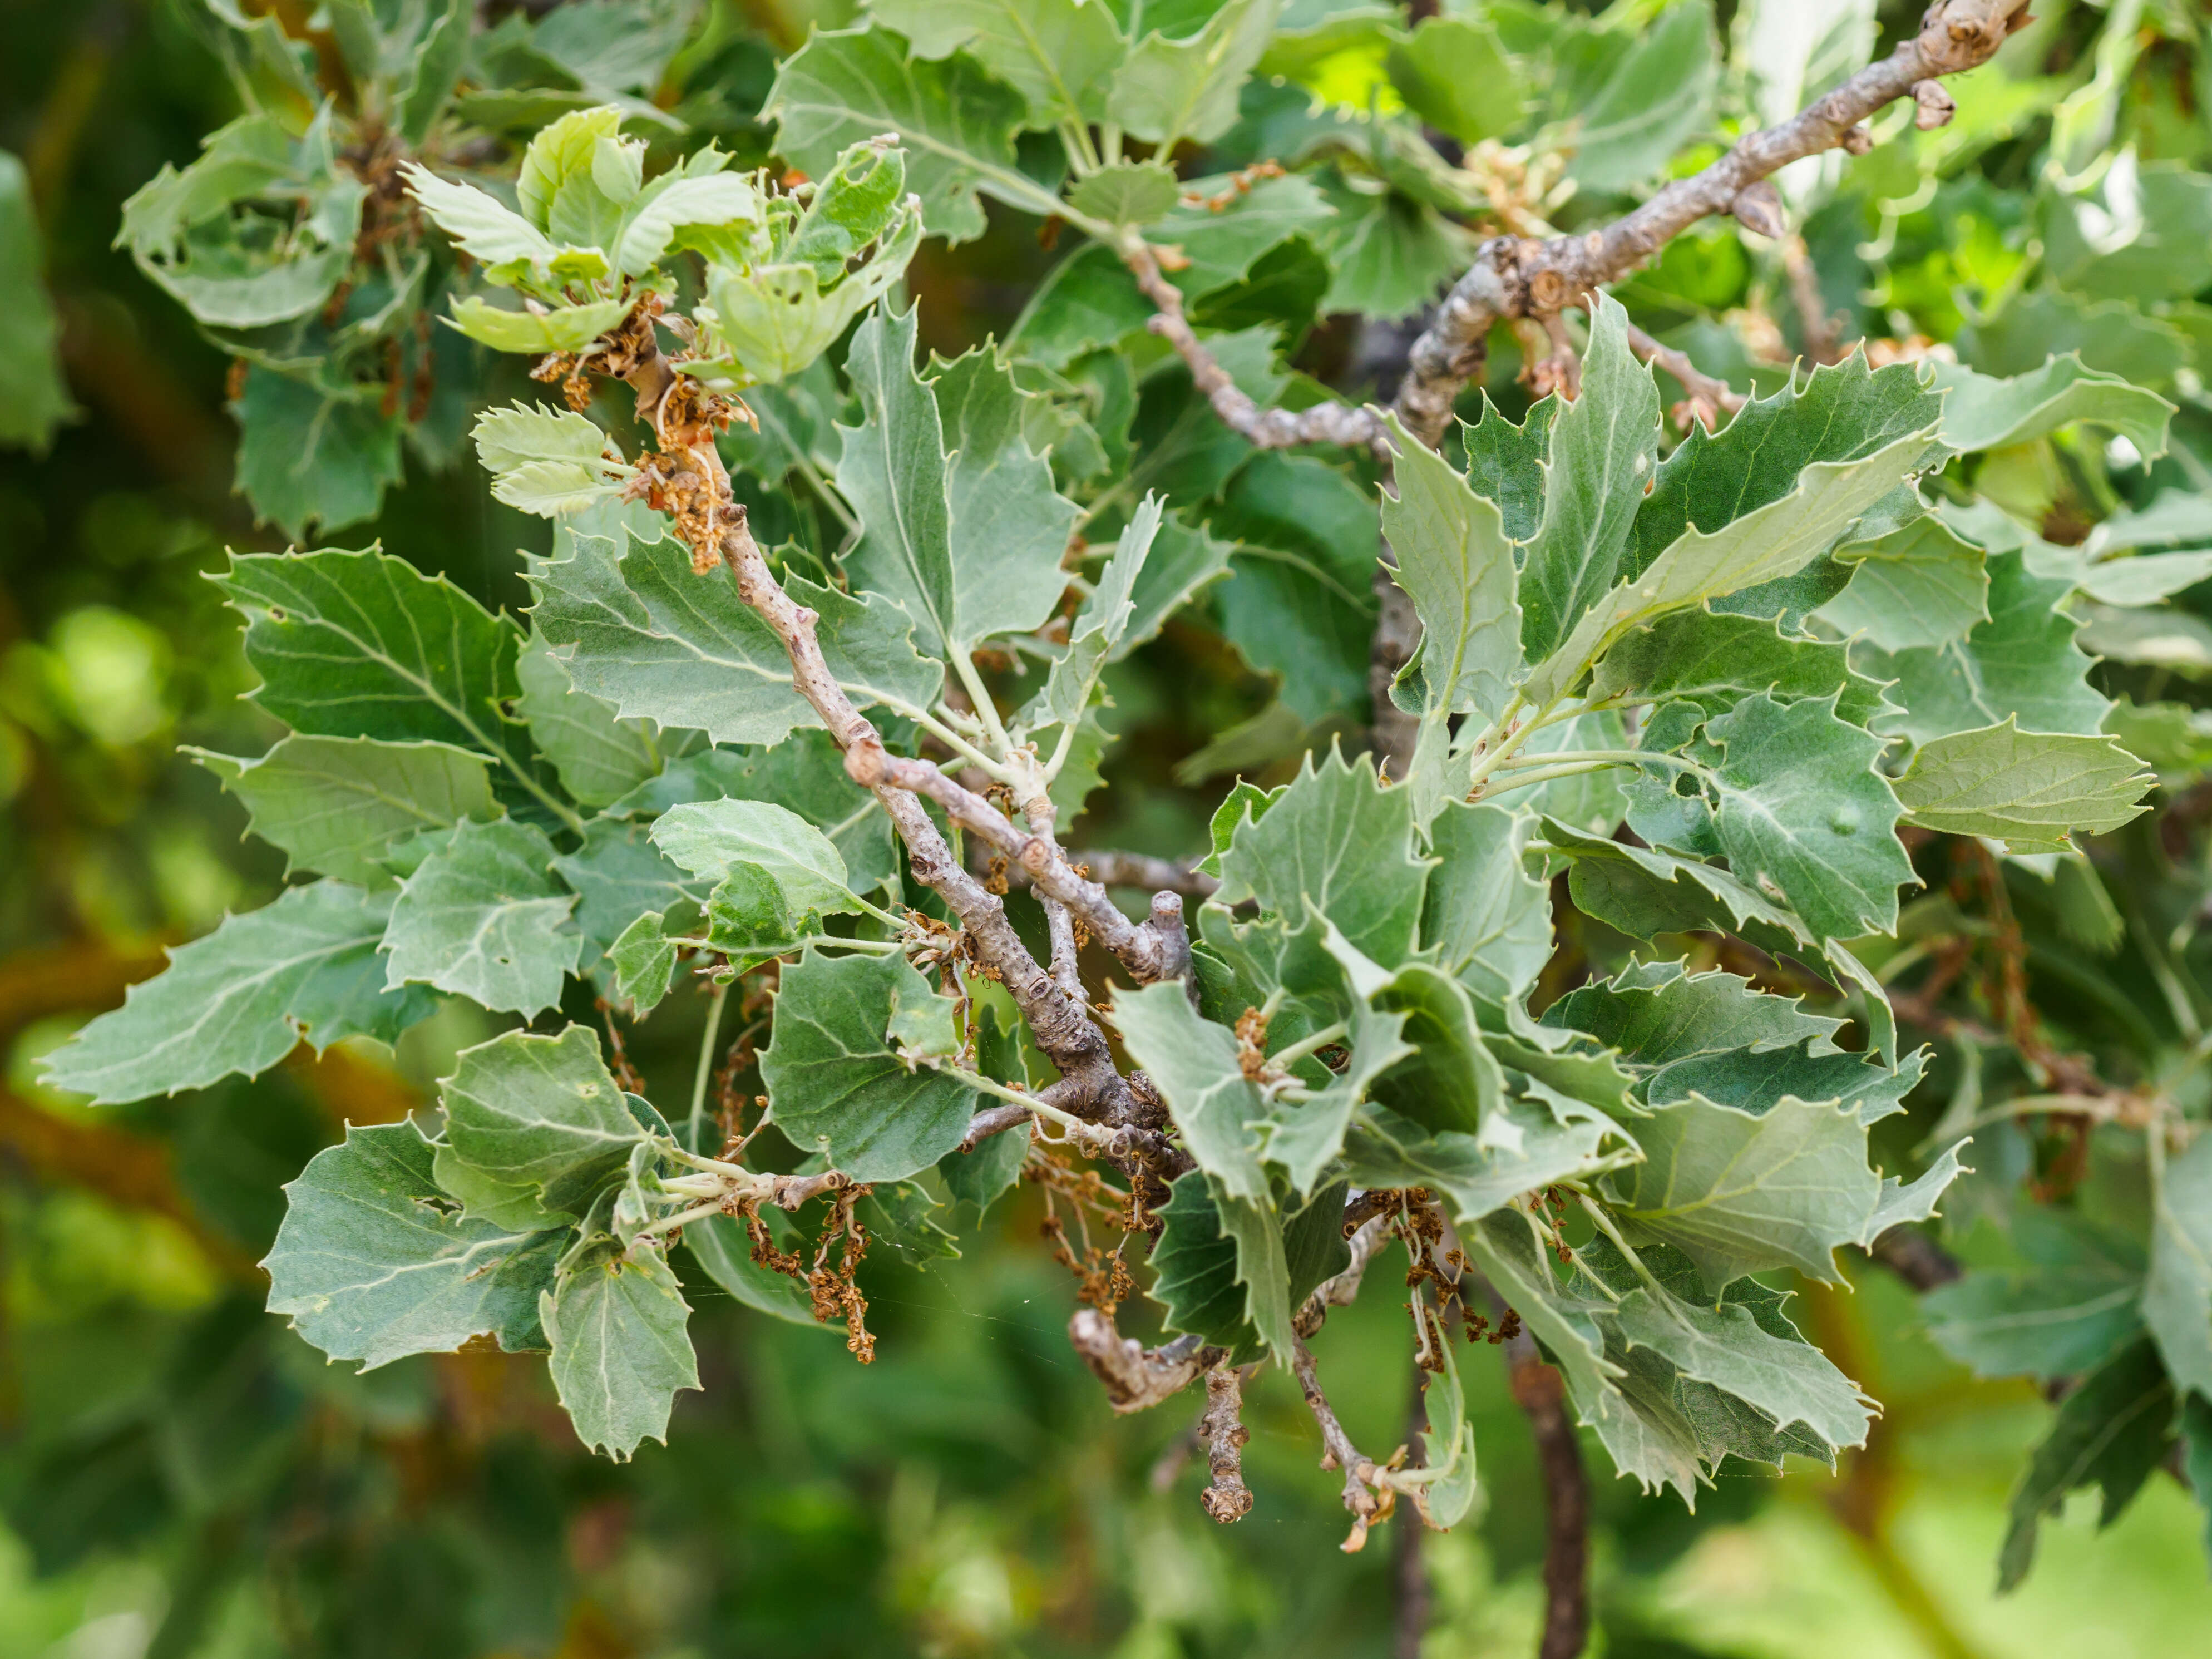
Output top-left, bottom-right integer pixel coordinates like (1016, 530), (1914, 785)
(4, 2), (2212, 1656)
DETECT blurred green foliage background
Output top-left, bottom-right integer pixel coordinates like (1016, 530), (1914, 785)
(5, 2), (2212, 1656)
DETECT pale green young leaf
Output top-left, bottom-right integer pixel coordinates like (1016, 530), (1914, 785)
(1029, 495), (1163, 729)
(1859, 552), (2111, 747)
(649, 798), (858, 922)
(1421, 801), (1551, 1006)
(868, 0), (1126, 128)
(612, 171), (760, 276)
(447, 295), (631, 354)
(759, 949), (978, 1181)
(1894, 719), (2152, 852)
(2145, 1134), (2212, 1402)
(1930, 356), (2174, 458)
(1813, 515), (1991, 651)
(767, 28), (1038, 243)
(514, 636), (660, 809)
(1108, 0), (1284, 149)
(215, 547), (526, 759)
(1701, 693), (1914, 941)
(383, 818), (580, 1017)
(531, 526), (941, 745)
(1525, 428), (1936, 708)
(401, 161), (557, 269)
(544, 1245), (700, 1460)
(41, 882), (435, 1105)
(517, 107), (626, 229)
(440, 1023), (644, 1216)
(264, 1122), (557, 1369)
(1381, 413), (1522, 724)
(196, 734), (497, 887)
(1517, 298), (1658, 664)
(1213, 748), (1432, 969)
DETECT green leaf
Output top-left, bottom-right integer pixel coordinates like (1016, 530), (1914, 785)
(1108, 0), (1283, 149)
(1460, 394), (1554, 544)
(447, 294), (631, 355)
(215, 547), (526, 759)
(1858, 552), (2111, 747)
(684, 1214), (819, 1326)
(1611, 1092), (1965, 1290)
(532, 525), (941, 746)
(1699, 692), (1914, 941)
(1386, 17), (1525, 146)
(759, 949), (978, 1181)
(549, 816), (702, 970)
(383, 818), (580, 1018)
(1066, 160), (1181, 226)
(1342, 1098), (1620, 1228)
(607, 911), (679, 1012)
(1924, 1266), (2145, 1382)
(1646, 1041), (1924, 1124)
(1629, 356), (1946, 579)
(264, 1122), (557, 1369)
(1461, 1209), (1621, 1423)
(1813, 515), (1991, 652)
(42, 882), (435, 1105)
(1421, 801), (1551, 1006)
(767, 27), (1039, 244)
(1590, 609), (1888, 728)
(1611, 1286), (1873, 1451)
(650, 798), (860, 924)
(515, 636), (660, 809)
(0, 151), (78, 451)
(195, 734), (498, 887)
(1518, 298), (1659, 664)
(440, 1024), (644, 1217)
(1998, 1336), (2175, 1592)
(1524, 429), (1934, 708)
(613, 171), (760, 278)
(1555, 0), (1717, 192)
(2146, 1133), (2212, 1404)
(1313, 184), (1478, 322)
(1213, 748), (1431, 969)
(1545, 964), (1841, 1070)
(1109, 980), (1268, 1202)
(1163, 174), (1337, 296)
(1930, 356), (2173, 458)
(1894, 719), (2152, 853)
(870, 0), (1126, 128)
(1148, 1171), (1347, 1360)
(1538, 815), (1814, 959)
(1120, 510), (1234, 653)
(543, 1245), (699, 1460)
(1028, 496), (1163, 729)
(1381, 413), (1522, 724)
(229, 369), (405, 542)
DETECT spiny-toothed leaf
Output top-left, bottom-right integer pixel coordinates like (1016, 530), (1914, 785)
(767, 27), (1034, 245)
(1108, 0), (1283, 148)
(1930, 355), (2174, 458)
(1523, 428), (1936, 708)
(440, 1023), (644, 1216)
(473, 403), (630, 517)
(543, 1244), (699, 1460)
(1998, 1336), (2175, 1592)
(41, 882), (436, 1105)
(264, 1122), (559, 1369)
(531, 526), (941, 747)
(515, 636), (661, 809)
(1629, 354), (1946, 576)
(1342, 1098), (1621, 1226)
(194, 734), (498, 888)
(2146, 1132), (2212, 1403)
(402, 161), (558, 269)
(548, 817), (703, 970)
(1924, 1265), (2146, 1383)
(650, 797), (860, 927)
(1148, 1172), (1348, 1360)
(214, 547), (525, 758)
(1421, 801), (1551, 1006)
(229, 368), (404, 542)
(759, 949), (977, 1182)
(1813, 515), (1991, 652)
(611, 171), (760, 277)
(1461, 1209), (1622, 1425)
(1544, 964), (1843, 1070)
(1858, 551), (2111, 747)
(1611, 1093), (1966, 1290)
(383, 818), (580, 1017)
(1536, 815), (1815, 957)
(1381, 412), (1522, 725)
(1517, 297), (1658, 664)
(1122, 511), (1234, 653)
(1590, 609), (1888, 728)
(1700, 692), (1915, 941)
(1364, 963), (1500, 1142)
(447, 294), (630, 354)
(869, 0), (1126, 128)
(1645, 1041), (1926, 1124)
(1028, 496), (1163, 729)
(1109, 980), (1270, 1202)
(1214, 748), (1432, 968)
(700, 204), (922, 389)
(1894, 718), (2152, 852)
(1609, 1285), (1873, 1451)
(1459, 393), (1554, 544)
